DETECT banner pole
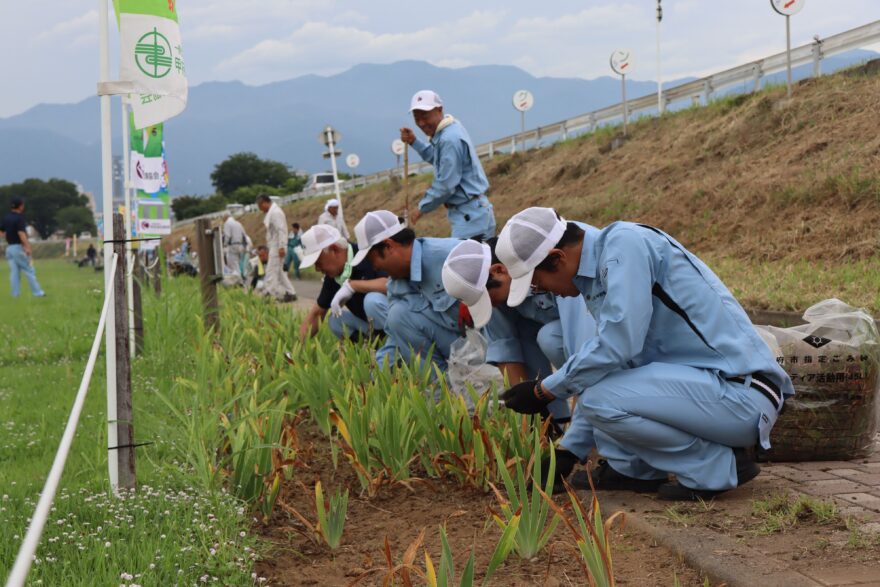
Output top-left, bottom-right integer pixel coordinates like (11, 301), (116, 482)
(122, 97), (135, 360)
(99, 0), (119, 492)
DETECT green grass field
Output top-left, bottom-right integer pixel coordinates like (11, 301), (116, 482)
(0, 260), (260, 586)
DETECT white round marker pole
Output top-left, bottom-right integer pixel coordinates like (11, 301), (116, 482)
(610, 51), (633, 136)
(512, 90), (534, 153)
(770, 0), (805, 99)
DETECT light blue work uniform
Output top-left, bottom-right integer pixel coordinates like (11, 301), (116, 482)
(328, 292), (391, 340)
(543, 222), (794, 491)
(412, 121), (496, 240)
(385, 238), (463, 371)
(483, 292), (595, 420)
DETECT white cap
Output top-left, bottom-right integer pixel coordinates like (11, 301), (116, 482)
(496, 207), (567, 307)
(441, 240), (493, 329)
(410, 90), (443, 112)
(325, 198), (340, 210)
(298, 224), (343, 269)
(351, 210), (405, 266)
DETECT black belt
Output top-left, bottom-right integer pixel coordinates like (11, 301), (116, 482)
(728, 373), (783, 411)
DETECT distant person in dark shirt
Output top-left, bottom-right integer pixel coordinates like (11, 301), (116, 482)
(0, 197), (45, 298)
(86, 244), (97, 267)
(296, 224), (390, 344)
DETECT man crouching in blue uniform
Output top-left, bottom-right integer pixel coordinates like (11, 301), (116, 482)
(496, 207), (793, 501)
(351, 210), (463, 372)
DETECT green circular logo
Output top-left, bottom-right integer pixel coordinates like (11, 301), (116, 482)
(135, 28), (173, 79)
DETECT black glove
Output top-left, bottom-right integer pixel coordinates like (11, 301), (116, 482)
(500, 380), (552, 414)
(537, 448), (579, 493)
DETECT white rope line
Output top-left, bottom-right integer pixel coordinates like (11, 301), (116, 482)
(5, 253), (119, 587)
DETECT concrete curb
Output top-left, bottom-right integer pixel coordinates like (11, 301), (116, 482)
(595, 493), (824, 587)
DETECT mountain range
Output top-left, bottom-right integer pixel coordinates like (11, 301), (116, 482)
(0, 51), (875, 207)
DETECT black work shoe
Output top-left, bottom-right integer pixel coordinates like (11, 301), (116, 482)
(657, 447), (762, 502)
(586, 459), (667, 492)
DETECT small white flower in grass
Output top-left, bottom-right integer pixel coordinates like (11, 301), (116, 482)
(149, 564), (155, 570)
(200, 575), (209, 583)
(105, 541), (111, 547)
(239, 531), (246, 538)
(120, 573), (134, 580)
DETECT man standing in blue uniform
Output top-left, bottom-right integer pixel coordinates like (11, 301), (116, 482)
(441, 238), (595, 425)
(496, 207), (793, 500)
(400, 90), (495, 240)
(352, 210), (462, 371)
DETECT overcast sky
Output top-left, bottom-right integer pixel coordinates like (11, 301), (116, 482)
(2, 0), (879, 118)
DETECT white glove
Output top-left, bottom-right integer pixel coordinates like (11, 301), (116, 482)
(330, 280), (355, 317)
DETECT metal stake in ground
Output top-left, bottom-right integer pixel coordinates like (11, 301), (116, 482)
(132, 254), (144, 355)
(112, 213), (136, 491)
(196, 218), (220, 331)
(610, 50), (634, 136)
(770, 0), (806, 99)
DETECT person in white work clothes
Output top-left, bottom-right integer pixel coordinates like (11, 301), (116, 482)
(318, 198), (351, 241)
(256, 195), (297, 302)
(222, 211), (251, 285)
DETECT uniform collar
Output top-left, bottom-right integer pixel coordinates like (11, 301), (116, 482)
(575, 222), (600, 279)
(409, 239), (423, 283)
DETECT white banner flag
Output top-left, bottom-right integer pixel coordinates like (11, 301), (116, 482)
(117, 1), (187, 128)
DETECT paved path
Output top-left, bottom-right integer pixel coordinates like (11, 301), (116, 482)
(597, 439), (880, 587)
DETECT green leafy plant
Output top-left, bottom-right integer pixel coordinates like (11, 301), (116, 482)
(489, 429), (560, 559)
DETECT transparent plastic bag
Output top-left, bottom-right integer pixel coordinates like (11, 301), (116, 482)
(755, 299), (880, 461)
(445, 328), (503, 412)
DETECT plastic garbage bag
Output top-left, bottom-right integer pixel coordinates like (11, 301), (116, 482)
(755, 298), (880, 461)
(446, 328), (504, 412)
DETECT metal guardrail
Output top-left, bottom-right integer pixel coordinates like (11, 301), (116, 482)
(174, 19), (880, 229)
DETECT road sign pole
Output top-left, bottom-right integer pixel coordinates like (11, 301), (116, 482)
(325, 128), (344, 228)
(786, 14), (793, 98)
(622, 74), (628, 136)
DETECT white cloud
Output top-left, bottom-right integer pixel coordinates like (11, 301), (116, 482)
(186, 23), (237, 41)
(216, 10), (505, 81)
(33, 10), (96, 44)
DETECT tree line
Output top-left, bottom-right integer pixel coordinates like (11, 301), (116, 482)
(171, 152), (352, 221)
(0, 178), (96, 239)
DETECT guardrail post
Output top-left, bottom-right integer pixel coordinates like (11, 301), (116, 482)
(488, 142), (495, 158)
(510, 136), (516, 154)
(588, 114), (596, 134)
(702, 79), (714, 104)
(111, 213), (136, 491)
(560, 122), (568, 141)
(752, 64), (763, 93)
(812, 37), (824, 77)
(196, 218), (220, 332)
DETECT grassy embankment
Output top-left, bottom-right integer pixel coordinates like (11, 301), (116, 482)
(168, 62), (880, 313)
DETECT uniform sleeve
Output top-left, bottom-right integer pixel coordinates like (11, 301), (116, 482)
(418, 139), (464, 213)
(542, 228), (656, 399)
(412, 137), (434, 162)
(482, 309), (525, 365)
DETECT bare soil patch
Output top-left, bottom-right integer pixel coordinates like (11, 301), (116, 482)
(253, 427), (707, 586)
